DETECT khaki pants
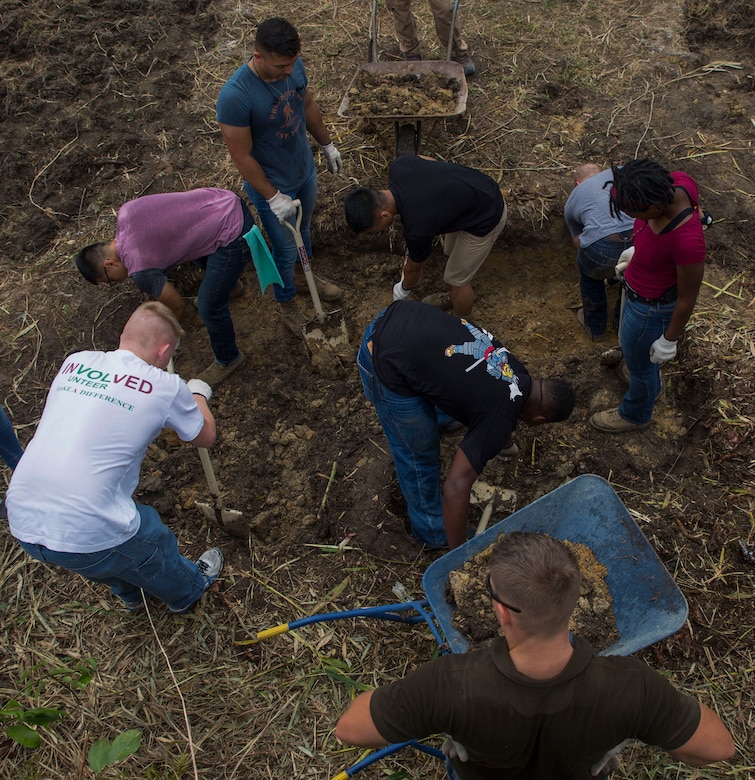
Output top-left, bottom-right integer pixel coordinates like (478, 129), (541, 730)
(386, 0), (467, 58)
(443, 201), (508, 287)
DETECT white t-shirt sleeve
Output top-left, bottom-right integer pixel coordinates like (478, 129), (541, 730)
(166, 381), (207, 442)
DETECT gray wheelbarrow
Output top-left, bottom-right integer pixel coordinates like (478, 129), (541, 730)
(282, 200), (350, 355)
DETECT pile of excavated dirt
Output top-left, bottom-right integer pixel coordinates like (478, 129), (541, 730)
(447, 537), (619, 651)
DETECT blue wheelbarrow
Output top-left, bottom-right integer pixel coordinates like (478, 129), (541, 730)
(249, 474), (688, 777)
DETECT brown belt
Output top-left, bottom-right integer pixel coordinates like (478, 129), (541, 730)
(605, 232), (633, 243)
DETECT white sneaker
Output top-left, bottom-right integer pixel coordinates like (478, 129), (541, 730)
(197, 547), (224, 588)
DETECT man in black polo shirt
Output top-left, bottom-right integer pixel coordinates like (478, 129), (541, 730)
(336, 531), (735, 779)
(357, 301), (575, 548)
(345, 156), (507, 318)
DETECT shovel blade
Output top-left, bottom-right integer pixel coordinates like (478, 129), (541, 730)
(220, 508), (248, 539)
(195, 500), (249, 539)
(303, 308), (350, 351)
(195, 500), (217, 523)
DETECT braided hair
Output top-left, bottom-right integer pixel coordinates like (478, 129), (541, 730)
(607, 158), (674, 218)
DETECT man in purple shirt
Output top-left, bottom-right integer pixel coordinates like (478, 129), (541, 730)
(75, 188), (253, 386)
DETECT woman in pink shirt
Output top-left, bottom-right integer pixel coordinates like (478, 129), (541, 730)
(590, 158), (706, 433)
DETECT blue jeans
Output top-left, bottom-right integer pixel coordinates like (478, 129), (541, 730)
(618, 295), (676, 425)
(194, 201), (254, 365)
(244, 170), (318, 302)
(17, 504), (207, 612)
(357, 313), (447, 548)
(577, 237), (628, 337)
(0, 406), (23, 470)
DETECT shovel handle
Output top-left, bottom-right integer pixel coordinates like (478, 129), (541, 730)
(198, 447), (222, 501)
(282, 200), (326, 320)
(447, 0), (461, 62)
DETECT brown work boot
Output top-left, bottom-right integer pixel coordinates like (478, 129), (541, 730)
(277, 300), (309, 338)
(294, 268), (342, 302)
(229, 279), (245, 299)
(589, 408), (650, 433)
(196, 351), (245, 386)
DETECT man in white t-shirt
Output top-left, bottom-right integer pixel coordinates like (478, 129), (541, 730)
(6, 302), (225, 614)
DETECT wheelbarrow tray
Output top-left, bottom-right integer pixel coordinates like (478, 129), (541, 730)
(337, 60), (468, 120)
(423, 474), (688, 657)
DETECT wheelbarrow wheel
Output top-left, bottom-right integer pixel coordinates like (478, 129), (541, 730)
(395, 121), (420, 157)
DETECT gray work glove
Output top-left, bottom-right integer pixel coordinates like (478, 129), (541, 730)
(614, 245), (634, 275)
(649, 335), (677, 364)
(441, 735), (469, 763)
(266, 190), (296, 223)
(187, 378), (212, 401)
(320, 142), (343, 174)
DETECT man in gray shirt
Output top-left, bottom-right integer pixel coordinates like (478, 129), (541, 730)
(563, 163), (634, 339)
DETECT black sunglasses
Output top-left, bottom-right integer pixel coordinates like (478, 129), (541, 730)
(485, 574), (522, 613)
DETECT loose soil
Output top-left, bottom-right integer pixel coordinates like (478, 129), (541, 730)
(345, 69), (461, 117)
(0, 0), (753, 778)
(448, 537), (619, 652)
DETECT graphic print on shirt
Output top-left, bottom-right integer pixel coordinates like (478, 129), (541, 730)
(269, 83), (303, 141)
(55, 359), (153, 410)
(445, 319), (523, 400)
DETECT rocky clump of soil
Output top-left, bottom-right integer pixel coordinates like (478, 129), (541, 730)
(447, 537), (619, 652)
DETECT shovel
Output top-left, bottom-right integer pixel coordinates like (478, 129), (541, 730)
(282, 200), (350, 353)
(194, 448), (248, 539)
(166, 359), (247, 538)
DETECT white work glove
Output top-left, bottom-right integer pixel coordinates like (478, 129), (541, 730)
(320, 142), (343, 174)
(614, 245), (635, 275)
(649, 335), (677, 364)
(393, 280), (411, 301)
(441, 735), (469, 763)
(266, 190), (296, 223)
(187, 378), (212, 401)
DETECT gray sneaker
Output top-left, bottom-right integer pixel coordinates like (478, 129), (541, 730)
(455, 53), (476, 76)
(197, 547), (224, 588)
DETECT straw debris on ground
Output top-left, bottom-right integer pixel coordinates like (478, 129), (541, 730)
(1, 0), (754, 778)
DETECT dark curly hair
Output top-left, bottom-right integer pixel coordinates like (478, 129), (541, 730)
(607, 158), (674, 218)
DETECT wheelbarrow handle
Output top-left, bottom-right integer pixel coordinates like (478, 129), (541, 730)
(282, 200), (326, 320)
(447, 0), (461, 62)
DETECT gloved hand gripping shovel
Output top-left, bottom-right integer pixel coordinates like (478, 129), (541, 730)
(282, 200), (349, 352)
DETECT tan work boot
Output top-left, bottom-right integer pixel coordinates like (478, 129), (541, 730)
(278, 300), (309, 338)
(196, 351), (245, 386)
(294, 267), (342, 302)
(589, 408), (650, 433)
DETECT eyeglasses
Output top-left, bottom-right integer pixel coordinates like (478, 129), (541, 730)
(485, 574), (521, 613)
(102, 265), (114, 287)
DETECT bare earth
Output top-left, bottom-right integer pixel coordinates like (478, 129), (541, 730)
(0, 0), (753, 777)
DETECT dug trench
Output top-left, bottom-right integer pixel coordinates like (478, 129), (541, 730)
(138, 228), (733, 596)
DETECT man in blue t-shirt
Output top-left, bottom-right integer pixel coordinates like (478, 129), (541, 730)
(345, 156), (507, 319)
(358, 301), (575, 548)
(217, 17), (343, 337)
(563, 163), (635, 340)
